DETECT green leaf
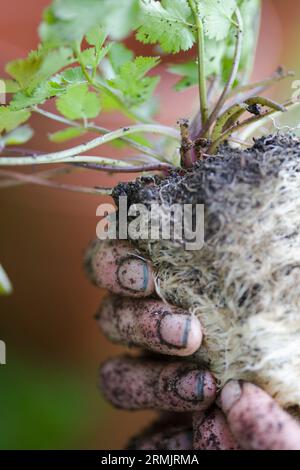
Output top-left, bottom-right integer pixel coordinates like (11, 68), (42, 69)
(40, 0), (139, 47)
(59, 67), (87, 85)
(169, 1), (261, 91)
(127, 133), (152, 147)
(9, 79), (66, 111)
(0, 108), (31, 133)
(18, 68), (88, 110)
(85, 26), (106, 49)
(216, 0), (261, 86)
(6, 47), (73, 93)
(109, 56), (160, 108)
(80, 44), (111, 70)
(49, 126), (86, 143)
(168, 61), (198, 91)
(100, 92), (122, 112)
(56, 84), (101, 120)
(237, 0), (261, 82)
(1, 80), (20, 93)
(80, 48), (98, 69)
(80, 27), (112, 71)
(108, 43), (134, 73)
(196, 0), (237, 41)
(110, 132), (152, 149)
(0, 264), (13, 296)
(101, 0), (140, 40)
(168, 38), (227, 90)
(0, 125), (34, 146)
(6, 52), (42, 90)
(137, 0), (195, 53)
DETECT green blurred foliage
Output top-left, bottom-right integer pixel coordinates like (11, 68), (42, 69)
(0, 355), (106, 449)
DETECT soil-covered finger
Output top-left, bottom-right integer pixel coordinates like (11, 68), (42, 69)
(85, 239), (155, 297)
(220, 381), (300, 450)
(99, 356), (216, 412)
(127, 423), (193, 450)
(96, 296), (202, 356)
(193, 408), (240, 450)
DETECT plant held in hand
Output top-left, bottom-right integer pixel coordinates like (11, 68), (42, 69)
(1, 0), (300, 415)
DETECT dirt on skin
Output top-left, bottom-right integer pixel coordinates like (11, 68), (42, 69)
(112, 133), (300, 412)
(99, 355), (215, 412)
(127, 417), (193, 450)
(96, 296), (194, 353)
(193, 408), (240, 450)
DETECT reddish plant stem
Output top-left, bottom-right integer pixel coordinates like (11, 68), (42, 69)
(73, 162), (174, 173)
(0, 166), (74, 189)
(1, 147), (42, 156)
(0, 170), (112, 195)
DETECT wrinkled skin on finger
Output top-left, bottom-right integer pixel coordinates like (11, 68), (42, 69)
(100, 356), (216, 412)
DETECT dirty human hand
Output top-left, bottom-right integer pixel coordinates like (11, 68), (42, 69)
(85, 239), (300, 450)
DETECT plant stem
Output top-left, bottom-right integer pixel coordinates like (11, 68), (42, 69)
(209, 113), (269, 153)
(188, 0), (208, 125)
(2, 147), (42, 156)
(77, 47), (150, 124)
(0, 125), (180, 166)
(239, 100), (300, 141)
(190, 77), (218, 140)
(216, 71), (295, 120)
(227, 69), (295, 99)
(94, 79), (148, 123)
(200, 7), (243, 138)
(245, 96), (286, 113)
(211, 103), (247, 142)
(33, 107), (81, 128)
(209, 99), (296, 153)
(73, 162), (173, 173)
(33, 107), (167, 162)
(211, 96), (286, 143)
(0, 155), (140, 167)
(0, 170), (112, 195)
(0, 166), (74, 189)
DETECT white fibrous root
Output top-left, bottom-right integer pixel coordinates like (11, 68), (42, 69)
(113, 134), (300, 411)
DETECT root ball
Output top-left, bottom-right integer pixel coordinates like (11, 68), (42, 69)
(113, 134), (300, 410)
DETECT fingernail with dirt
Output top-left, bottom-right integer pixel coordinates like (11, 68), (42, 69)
(117, 257), (150, 293)
(159, 314), (202, 355)
(220, 380), (242, 414)
(176, 369), (206, 401)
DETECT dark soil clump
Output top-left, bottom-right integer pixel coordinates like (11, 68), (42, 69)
(111, 133), (300, 410)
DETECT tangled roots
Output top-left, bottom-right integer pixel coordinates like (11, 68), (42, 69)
(113, 134), (300, 411)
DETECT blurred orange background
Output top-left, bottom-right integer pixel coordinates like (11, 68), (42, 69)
(0, 0), (300, 449)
